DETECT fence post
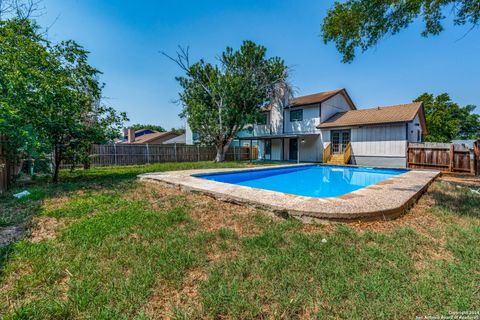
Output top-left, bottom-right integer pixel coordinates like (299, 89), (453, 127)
(114, 143), (117, 166)
(250, 140), (253, 162)
(449, 144), (454, 172)
(174, 143), (177, 162)
(146, 144), (150, 164)
(474, 140), (480, 176)
(197, 144), (200, 162)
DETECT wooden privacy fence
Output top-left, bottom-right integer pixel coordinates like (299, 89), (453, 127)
(89, 144), (258, 167)
(408, 142), (472, 173)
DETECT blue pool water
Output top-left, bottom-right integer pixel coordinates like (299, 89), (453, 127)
(195, 165), (408, 198)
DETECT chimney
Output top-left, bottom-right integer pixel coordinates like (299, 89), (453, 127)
(128, 128), (135, 143)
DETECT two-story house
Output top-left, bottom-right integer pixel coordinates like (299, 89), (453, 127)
(249, 88), (427, 168)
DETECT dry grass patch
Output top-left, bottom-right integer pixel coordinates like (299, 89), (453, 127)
(41, 196), (72, 211)
(144, 269), (208, 319)
(134, 181), (275, 237)
(29, 217), (67, 243)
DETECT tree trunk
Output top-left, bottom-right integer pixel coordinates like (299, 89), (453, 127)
(214, 138), (234, 162)
(214, 145), (226, 162)
(53, 147), (61, 183)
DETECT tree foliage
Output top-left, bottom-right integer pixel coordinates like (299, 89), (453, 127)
(0, 18), (127, 181)
(169, 41), (290, 162)
(322, 0), (480, 62)
(414, 93), (480, 142)
(170, 127), (185, 135)
(129, 124), (166, 132)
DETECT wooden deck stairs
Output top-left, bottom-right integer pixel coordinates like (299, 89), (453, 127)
(323, 143), (352, 165)
(327, 154), (347, 165)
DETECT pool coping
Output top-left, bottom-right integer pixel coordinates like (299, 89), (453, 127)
(138, 164), (440, 223)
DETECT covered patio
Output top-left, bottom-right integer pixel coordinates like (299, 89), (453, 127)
(238, 133), (322, 163)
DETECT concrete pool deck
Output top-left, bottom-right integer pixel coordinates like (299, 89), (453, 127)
(138, 164), (440, 223)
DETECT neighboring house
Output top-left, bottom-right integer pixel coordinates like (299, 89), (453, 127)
(162, 133), (187, 144)
(249, 88), (427, 168)
(120, 128), (179, 144)
(185, 123), (253, 146)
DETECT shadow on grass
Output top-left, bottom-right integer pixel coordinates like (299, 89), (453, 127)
(0, 243), (14, 272)
(0, 162), (267, 271)
(429, 186), (480, 218)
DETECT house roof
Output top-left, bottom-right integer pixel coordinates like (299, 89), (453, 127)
(261, 88), (356, 112)
(289, 89), (342, 107)
(317, 102), (427, 132)
(127, 131), (179, 144)
(162, 133), (186, 144)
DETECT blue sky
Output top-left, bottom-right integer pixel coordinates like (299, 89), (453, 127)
(39, 0), (480, 129)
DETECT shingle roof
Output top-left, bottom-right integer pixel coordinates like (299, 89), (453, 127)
(317, 102), (426, 130)
(128, 131), (179, 144)
(289, 89), (344, 107)
(261, 88), (356, 111)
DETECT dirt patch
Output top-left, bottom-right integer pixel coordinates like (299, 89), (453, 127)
(0, 224), (27, 247)
(29, 217), (66, 243)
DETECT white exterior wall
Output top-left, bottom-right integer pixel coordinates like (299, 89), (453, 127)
(351, 124), (407, 157)
(321, 94), (352, 122)
(351, 124), (408, 167)
(271, 139), (283, 160)
(321, 123), (409, 167)
(253, 102), (283, 136)
(407, 114), (422, 142)
(284, 104), (320, 134)
(299, 136), (323, 162)
(185, 122), (194, 145)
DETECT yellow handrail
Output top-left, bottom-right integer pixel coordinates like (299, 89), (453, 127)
(343, 143), (351, 164)
(323, 143), (331, 163)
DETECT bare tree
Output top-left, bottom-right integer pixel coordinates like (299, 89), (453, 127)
(0, 0), (44, 20)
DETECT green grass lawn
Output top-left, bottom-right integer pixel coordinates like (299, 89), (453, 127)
(0, 162), (479, 319)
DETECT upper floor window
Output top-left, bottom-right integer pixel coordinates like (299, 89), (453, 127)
(290, 109), (303, 122)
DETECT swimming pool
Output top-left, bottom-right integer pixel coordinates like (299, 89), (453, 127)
(195, 165), (409, 198)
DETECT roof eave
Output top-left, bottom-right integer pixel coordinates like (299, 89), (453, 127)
(317, 120), (413, 130)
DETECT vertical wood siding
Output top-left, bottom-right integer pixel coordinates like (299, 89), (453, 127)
(351, 124), (407, 157)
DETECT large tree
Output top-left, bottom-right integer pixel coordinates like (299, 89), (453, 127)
(169, 41), (290, 162)
(0, 18), (126, 181)
(414, 93), (480, 142)
(129, 124), (166, 132)
(322, 0), (480, 63)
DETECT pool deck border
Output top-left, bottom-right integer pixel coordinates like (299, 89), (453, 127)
(138, 164), (440, 223)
